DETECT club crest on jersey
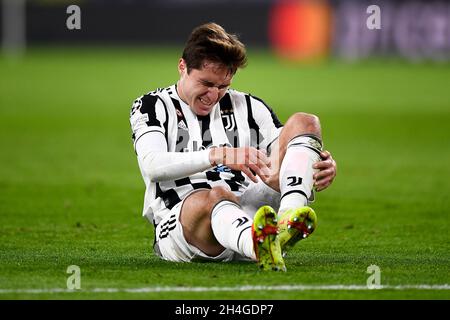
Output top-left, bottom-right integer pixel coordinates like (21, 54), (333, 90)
(222, 114), (236, 131)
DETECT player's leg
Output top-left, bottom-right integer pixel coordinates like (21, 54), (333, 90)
(239, 180), (281, 218)
(180, 186), (285, 270)
(180, 187), (244, 257)
(265, 112), (322, 252)
(266, 112), (323, 204)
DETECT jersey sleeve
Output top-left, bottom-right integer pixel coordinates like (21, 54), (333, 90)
(247, 95), (283, 153)
(129, 92), (212, 182)
(130, 93), (168, 153)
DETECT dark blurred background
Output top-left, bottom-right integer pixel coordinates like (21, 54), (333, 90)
(2, 0), (449, 61)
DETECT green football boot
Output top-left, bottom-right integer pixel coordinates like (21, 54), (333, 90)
(252, 206), (286, 272)
(278, 206), (318, 256)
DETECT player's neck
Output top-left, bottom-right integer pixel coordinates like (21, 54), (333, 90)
(176, 81), (189, 106)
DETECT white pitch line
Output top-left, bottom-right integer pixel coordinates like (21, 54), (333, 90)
(0, 284), (449, 294)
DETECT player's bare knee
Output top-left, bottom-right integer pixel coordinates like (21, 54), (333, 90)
(285, 112), (321, 138)
(288, 112), (320, 129)
(192, 187), (237, 223)
(207, 186), (237, 205)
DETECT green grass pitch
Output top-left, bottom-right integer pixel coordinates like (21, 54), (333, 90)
(0, 48), (449, 299)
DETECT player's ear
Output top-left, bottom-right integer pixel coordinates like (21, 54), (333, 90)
(178, 58), (187, 76)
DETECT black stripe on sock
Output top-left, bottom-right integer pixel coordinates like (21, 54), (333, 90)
(280, 190), (308, 202)
(236, 225), (252, 251)
(288, 143), (323, 158)
(290, 133), (322, 146)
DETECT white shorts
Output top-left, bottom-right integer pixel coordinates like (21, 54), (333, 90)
(153, 189), (239, 262)
(153, 182), (281, 263)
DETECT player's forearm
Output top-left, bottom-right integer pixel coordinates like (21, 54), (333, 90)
(141, 150), (213, 182)
(208, 147), (226, 167)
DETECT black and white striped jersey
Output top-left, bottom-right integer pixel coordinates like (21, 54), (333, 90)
(130, 84), (283, 226)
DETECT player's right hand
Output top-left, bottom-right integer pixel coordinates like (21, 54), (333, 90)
(209, 146), (271, 183)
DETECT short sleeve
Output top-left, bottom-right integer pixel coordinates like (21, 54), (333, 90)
(248, 95), (283, 153)
(130, 94), (167, 152)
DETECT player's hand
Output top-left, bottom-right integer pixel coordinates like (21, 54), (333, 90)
(313, 150), (337, 192)
(209, 147), (271, 183)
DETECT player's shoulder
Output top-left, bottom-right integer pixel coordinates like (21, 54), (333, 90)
(227, 88), (252, 100)
(130, 86), (173, 116)
(229, 88), (280, 123)
(227, 88), (271, 108)
(134, 86), (171, 106)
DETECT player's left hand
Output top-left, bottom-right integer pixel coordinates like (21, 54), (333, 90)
(313, 150), (337, 192)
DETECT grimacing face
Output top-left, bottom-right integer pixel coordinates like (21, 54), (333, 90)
(177, 58), (233, 116)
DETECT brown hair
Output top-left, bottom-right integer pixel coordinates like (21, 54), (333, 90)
(182, 22), (247, 75)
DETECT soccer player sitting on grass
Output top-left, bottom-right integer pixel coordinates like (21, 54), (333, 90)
(130, 22), (337, 271)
